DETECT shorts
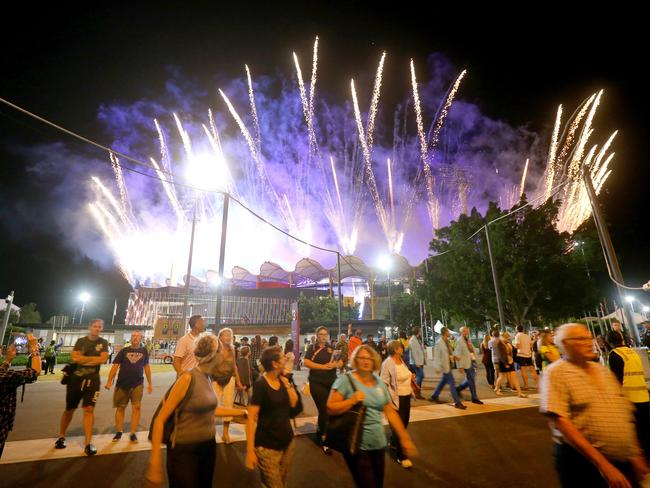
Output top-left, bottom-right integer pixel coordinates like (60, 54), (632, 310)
(113, 384), (144, 408)
(497, 361), (516, 373)
(66, 376), (100, 410)
(516, 356), (533, 367)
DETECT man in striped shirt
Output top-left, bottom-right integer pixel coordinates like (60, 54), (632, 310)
(540, 323), (648, 487)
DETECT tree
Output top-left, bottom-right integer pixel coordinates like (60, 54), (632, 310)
(391, 292), (421, 333)
(17, 302), (42, 324)
(419, 198), (601, 328)
(297, 295), (360, 324)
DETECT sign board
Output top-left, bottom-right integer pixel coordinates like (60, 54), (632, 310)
(291, 301), (300, 367)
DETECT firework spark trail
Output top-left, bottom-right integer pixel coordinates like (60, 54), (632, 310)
(149, 157), (185, 222)
(427, 69), (467, 152)
(593, 152), (614, 185)
(91, 176), (132, 227)
(593, 131), (618, 169)
(366, 52), (386, 153)
(88, 203), (132, 283)
(109, 152), (130, 215)
(519, 158), (529, 198)
(244, 65), (262, 153)
(293, 52), (317, 152)
(409, 59), (438, 230)
(207, 109), (223, 154)
(571, 90), (603, 173)
(173, 113), (193, 159)
(94, 201), (122, 236)
(351, 79), (389, 239)
(154, 118), (173, 174)
(556, 94), (595, 173)
(308, 37), (318, 129)
(543, 105), (563, 201)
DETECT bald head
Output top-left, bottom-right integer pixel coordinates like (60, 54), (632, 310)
(555, 323), (592, 363)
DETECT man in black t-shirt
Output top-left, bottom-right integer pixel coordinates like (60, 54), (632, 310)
(54, 319), (109, 456)
(105, 330), (152, 443)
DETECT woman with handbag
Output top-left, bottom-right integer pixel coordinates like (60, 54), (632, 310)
(304, 326), (342, 454)
(494, 332), (526, 398)
(380, 340), (415, 469)
(246, 346), (302, 488)
(327, 345), (417, 488)
(146, 335), (247, 488)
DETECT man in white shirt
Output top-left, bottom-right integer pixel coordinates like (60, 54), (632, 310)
(514, 325), (537, 390)
(173, 315), (205, 375)
(408, 326), (426, 399)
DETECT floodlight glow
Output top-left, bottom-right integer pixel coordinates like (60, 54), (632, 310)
(377, 254), (391, 271)
(79, 292), (90, 303)
(625, 296), (635, 303)
(185, 154), (229, 191)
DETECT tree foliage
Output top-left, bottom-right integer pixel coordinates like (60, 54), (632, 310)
(391, 292), (421, 333)
(298, 295), (360, 324)
(418, 198), (601, 328)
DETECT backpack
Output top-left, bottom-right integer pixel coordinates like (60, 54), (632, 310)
(148, 373), (195, 448)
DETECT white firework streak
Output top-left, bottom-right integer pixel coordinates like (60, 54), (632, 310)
(387, 158), (395, 223)
(154, 118), (172, 174)
(570, 90), (603, 174)
(219, 88), (292, 227)
(293, 52), (317, 152)
(556, 94), (596, 171)
(593, 152), (615, 185)
(543, 105), (563, 201)
(351, 79), (389, 240)
(94, 200), (122, 237)
(593, 131), (618, 169)
(409, 60), (437, 230)
(366, 52), (386, 153)
(519, 158), (529, 198)
(428, 69), (467, 152)
(173, 113), (193, 159)
(308, 37), (318, 129)
(149, 157), (185, 222)
(109, 152), (130, 215)
(91, 176), (132, 227)
(88, 203), (132, 283)
(244, 65), (262, 153)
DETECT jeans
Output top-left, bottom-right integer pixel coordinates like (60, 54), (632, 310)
(431, 371), (462, 404)
(458, 367), (479, 401)
(413, 365), (424, 387)
(343, 449), (386, 488)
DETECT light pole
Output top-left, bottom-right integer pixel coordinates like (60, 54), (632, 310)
(378, 255), (392, 325)
(78, 292), (90, 325)
(625, 296), (637, 314)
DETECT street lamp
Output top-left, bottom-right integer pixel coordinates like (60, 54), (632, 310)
(78, 292), (90, 325)
(377, 254), (392, 325)
(573, 241), (591, 280)
(625, 295), (636, 314)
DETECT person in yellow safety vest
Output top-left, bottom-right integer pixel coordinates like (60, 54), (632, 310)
(606, 331), (650, 459)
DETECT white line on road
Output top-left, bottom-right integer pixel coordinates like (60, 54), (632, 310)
(0, 394), (539, 465)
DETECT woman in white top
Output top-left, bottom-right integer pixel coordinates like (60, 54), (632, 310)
(380, 340), (415, 469)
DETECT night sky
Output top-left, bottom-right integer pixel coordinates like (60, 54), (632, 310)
(1, 3), (647, 322)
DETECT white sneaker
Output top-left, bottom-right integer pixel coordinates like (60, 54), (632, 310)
(399, 459), (413, 469)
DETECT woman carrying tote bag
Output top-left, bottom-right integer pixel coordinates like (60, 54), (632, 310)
(326, 345), (417, 488)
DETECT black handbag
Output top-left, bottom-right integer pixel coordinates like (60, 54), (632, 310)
(60, 363), (77, 385)
(323, 373), (366, 455)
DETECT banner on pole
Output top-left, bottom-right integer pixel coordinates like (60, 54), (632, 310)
(291, 301), (300, 368)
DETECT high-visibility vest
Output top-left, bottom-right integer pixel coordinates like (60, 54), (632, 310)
(611, 347), (650, 403)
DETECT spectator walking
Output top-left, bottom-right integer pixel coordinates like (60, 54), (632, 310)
(283, 339), (295, 383)
(44, 339), (59, 375)
(348, 327), (363, 359)
(304, 326), (342, 454)
(455, 327), (483, 404)
(236, 346), (253, 406)
(212, 327), (243, 445)
(540, 323), (648, 487)
(480, 334), (495, 388)
(381, 340), (415, 468)
(514, 325), (538, 389)
(104, 330), (152, 443)
(429, 327), (466, 409)
(408, 326), (426, 399)
(335, 334), (349, 373)
(173, 315), (205, 375)
(494, 332), (527, 398)
(54, 319), (109, 456)
(539, 331), (560, 371)
(146, 334), (247, 488)
(246, 346), (301, 488)
(327, 345), (417, 487)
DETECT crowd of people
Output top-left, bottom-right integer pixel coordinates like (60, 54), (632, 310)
(0, 316), (648, 488)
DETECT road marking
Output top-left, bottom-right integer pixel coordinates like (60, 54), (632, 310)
(0, 394), (539, 465)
